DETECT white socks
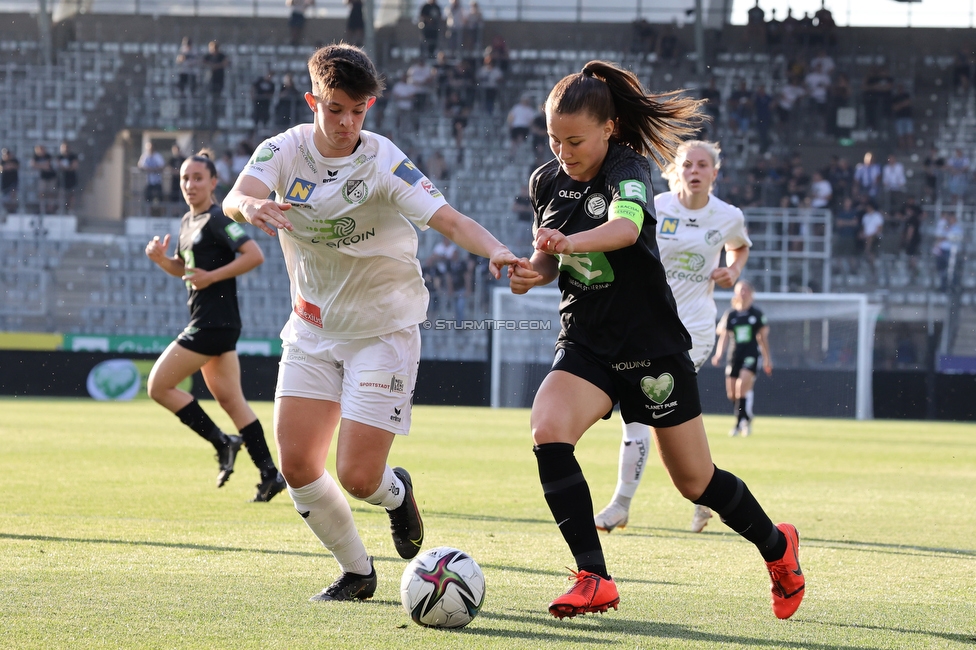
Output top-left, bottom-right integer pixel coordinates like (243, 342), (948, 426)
(612, 420), (652, 507)
(288, 472), (371, 576)
(362, 465), (406, 511)
(745, 390), (755, 420)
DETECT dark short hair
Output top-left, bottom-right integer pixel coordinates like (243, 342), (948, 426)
(308, 43), (385, 101)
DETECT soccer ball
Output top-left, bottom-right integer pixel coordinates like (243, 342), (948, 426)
(400, 546), (486, 629)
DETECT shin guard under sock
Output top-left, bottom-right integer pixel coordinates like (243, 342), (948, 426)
(693, 465), (786, 561)
(534, 442), (608, 578)
(238, 419), (277, 478)
(175, 400), (226, 449)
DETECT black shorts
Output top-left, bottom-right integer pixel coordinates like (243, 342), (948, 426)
(726, 351), (759, 378)
(176, 326), (240, 356)
(551, 342), (702, 429)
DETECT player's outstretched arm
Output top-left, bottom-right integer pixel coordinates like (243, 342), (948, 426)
(223, 175), (293, 237)
(428, 204), (521, 279)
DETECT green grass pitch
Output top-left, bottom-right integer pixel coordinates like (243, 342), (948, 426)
(1, 398), (974, 649)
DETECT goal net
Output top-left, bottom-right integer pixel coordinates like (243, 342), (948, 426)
(490, 288), (881, 419)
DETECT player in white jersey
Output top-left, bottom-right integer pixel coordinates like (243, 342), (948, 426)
(223, 44), (522, 603)
(594, 140), (751, 535)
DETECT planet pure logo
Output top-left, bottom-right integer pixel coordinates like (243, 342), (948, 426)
(640, 373), (674, 404)
(86, 359), (141, 401)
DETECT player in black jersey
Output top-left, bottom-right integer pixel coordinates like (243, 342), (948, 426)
(509, 61), (804, 620)
(145, 151), (285, 503)
(712, 280), (772, 437)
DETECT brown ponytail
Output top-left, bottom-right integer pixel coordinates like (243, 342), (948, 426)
(546, 60), (706, 168)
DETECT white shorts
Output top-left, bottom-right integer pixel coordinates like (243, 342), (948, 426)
(276, 316), (421, 435)
(688, 327), (716, 372)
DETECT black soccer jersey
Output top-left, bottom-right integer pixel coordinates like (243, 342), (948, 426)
(177, 204), (252, 330)
(719, 306), (767, 361)
(529, 142), (691, 361)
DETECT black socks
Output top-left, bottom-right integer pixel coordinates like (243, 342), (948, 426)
(175, 400), (227, 450)
(694, 465), (786, 562)
(534, 442), (608, 579)
(239, 419), (278, 478)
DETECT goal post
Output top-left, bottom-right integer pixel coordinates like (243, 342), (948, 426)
(490, 287), (881, 419)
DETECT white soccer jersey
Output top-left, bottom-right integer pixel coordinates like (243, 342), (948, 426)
(242, 126), (448, 339)
(654, 191), (752, 340)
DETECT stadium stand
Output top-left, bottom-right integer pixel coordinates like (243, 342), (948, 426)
(0, 8), (974, 367)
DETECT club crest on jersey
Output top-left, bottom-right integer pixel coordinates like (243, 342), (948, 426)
(705, 229), (723, 246)
(285, 178), (316, 204)
(585, 193), (608, 219)
(342, 179), (369, 204)
(660, 217), (679, 234)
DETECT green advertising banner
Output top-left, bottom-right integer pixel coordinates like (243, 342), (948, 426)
(64, 334), (281, 356)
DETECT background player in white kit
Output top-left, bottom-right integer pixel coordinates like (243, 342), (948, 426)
(223, 44), (521, 602)
(594, 140), (751, 535)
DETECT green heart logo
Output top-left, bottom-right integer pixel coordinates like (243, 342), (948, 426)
(640, 374), (674, 404)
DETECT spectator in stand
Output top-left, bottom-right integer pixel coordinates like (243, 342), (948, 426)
(56, 141), (79, 214)
(530, 105), (549, 164)
(138, 141), (166, 206)
(775, 76), (805, 137)
(858, 200), (884, 268)
(167, 144), (185, 203)
(407, 57), (436, 112)
(175, 37), (198, 97)
(946, 148), (971, 204)
(275, 72), (302, 128)
(699, 77), (721, 139)
(418, 0), (443, 60)
(252, 70), (276, 129)
(657, 21), (678, 62)
(449, 57), (476, 107)
(432, 51), (453, 107)
(1, 147), (19, 212)
(825, 72), (852, 138)
(202, 41), (229, 99)
(809, 170), (832, 208)
(797, 12), (814, 50)
(507, 95), (537, 158)
(423, 233), (459, 316)
(923, 147), (945, 203)
(832, 196), (860, 269)
(952, 47), (973, 93)
(804, 59), (831, 135)
(476, 54), (504, 115)
(890, 83), (914, 150)
(781, 8), (799, 56)
(631, 18), (657, 55)
(853, 151), (881, 200)
(728, 80), (753, 136)
(485, 34), (510, 74)
(443, 0), (464, 57)
(932, 211), (963, 291)
(345, 0), (365, 48)
(424, 149), (450, 181)
(391, 71), (418, 131)
(809, 48), (835, 78)
(753, 84), (773, 153)
(862, 66), (893, 134)
(287, 0), (315, 47)
(461, 1), (484, 58)
(445, 89), (471, 156)
(901, 196), (923, 279)
(826, 155), (853, 203)
(882, 154), (907, 211)
(746, 0), (766, 47)
(31, 144), (57, 213)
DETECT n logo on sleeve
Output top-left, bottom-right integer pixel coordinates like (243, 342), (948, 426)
(285, 178), (316, 203)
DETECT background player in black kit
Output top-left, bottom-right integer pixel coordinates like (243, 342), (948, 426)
(509, 61), (804, 621)
(145, 151), (285, 502)
(712, 280), (772, 437)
